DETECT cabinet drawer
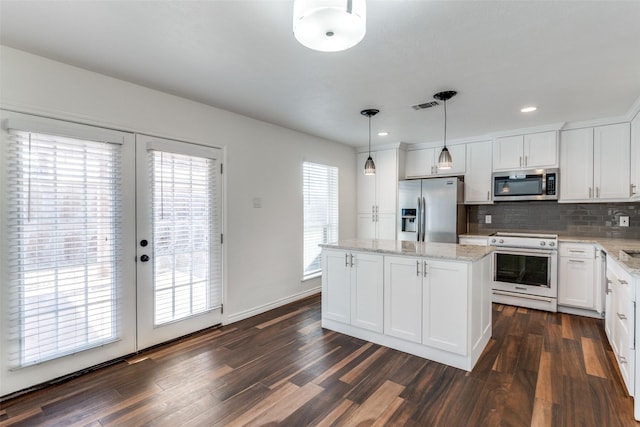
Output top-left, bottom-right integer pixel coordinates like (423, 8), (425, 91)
(559, 243), (594, 259)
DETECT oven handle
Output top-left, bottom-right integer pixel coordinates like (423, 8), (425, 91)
(493, 247), (556, 256)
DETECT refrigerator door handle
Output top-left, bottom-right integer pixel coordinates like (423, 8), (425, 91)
(416, 197), (422, 242)
(421, 196), (426, 242)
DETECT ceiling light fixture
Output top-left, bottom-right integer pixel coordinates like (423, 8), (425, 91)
(377, 131), (389, 136)
(521, 106), (537, 113)
(293, 0), (366, 52)
(361, 108), (379, 175)
(433, 90), (457, 170)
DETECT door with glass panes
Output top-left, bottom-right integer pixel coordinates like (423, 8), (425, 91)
(135, 135), (222, 350)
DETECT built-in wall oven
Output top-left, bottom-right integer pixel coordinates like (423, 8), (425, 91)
(490, 232), (558, 312)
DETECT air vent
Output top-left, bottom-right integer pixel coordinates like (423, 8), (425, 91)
(411, 101), (439, 110)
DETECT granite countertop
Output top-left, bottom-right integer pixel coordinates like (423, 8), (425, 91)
(320, 238), (493, 262)
(460, 232), (640, 275)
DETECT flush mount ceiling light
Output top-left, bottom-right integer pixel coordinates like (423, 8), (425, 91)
(293, 0), (366, 52)
(433, 90), (457, 170)
(361, 108), (379, 175)
(521, 106), (537, 113)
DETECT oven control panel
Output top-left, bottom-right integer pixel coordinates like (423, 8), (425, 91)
(489, 232), (558, 250)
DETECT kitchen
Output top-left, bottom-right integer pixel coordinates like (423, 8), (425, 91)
(1, 1), (640, 425)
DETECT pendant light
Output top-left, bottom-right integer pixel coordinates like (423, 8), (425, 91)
(361, 109), (379, 175)
(293, 0), (367, 52)
(433, 90), (457, 170)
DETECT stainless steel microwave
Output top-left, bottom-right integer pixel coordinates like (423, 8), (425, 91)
(492, 168), (558, 201)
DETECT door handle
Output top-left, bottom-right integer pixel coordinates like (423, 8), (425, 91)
(140, 254), (150, 262)
(416, 260), (420, 277)
(423, 260), (428, 277)
(617, 313), (627, 320)
(632, 184), (637, 196)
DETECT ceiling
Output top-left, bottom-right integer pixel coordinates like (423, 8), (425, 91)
(1, 1), (639, 147)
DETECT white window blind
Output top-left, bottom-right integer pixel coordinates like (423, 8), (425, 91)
(303, 162), (338, 278)
(5, 130), (122, 368)
(150, 150), (220, 325)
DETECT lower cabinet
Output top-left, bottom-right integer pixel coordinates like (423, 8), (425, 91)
(606, 257), (636, 396)
(322, 249), (384, 333)
(558, 243), (596, 310)
(422, 260), (468, 355)
(384, 256), (423, 343)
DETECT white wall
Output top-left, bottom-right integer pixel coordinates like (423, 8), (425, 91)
(0, 45), (357, 323)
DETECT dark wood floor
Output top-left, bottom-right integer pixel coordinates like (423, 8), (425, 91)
(1, 295), (639, 426)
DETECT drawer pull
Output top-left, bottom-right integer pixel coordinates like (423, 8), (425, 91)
(617, 313), (627, 320)
(619, 279), (628, 285)
(568, 259), (585, 263)
(620, 355), (628, 364)
(606, 287), (612, 295)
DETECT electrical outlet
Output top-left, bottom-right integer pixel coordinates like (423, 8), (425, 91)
(620, 216), (629, 227)
(485, 215), (492, 224)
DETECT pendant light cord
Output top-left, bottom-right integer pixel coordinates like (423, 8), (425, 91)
(368, 115), (372, 154)
(443, 100), (447, 149)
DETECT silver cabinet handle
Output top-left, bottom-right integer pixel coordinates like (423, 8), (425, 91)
(487, 191), (490, 201)
(345, 253), (349, 267)
(596, 187), (600, 198)
(350, 254), (355, 267)
(620, 355), (628, 364)
(606, 287), (612, 295)
(617, 313), (627, 320)
(588, 187), (592, 198)
(519, 156), (522, 167)
(423, 260), (428, 277)
(631, 184), (637, 196)
(568, 259), (585, 263)
(416, 260), (420, 276)
(568, 249), (585, 253)
(620, 279), (628, 285)
(524, 155), (528, 166)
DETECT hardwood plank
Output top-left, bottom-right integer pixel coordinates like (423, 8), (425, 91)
(500, 368), (537, 427)
(492, 335), (523, 374)
(531, 397), (553, 427)
(581, 336), (609, 379)
(338, 380), (404, 426)
(312, 342), (373, 385)
(338, 346), (387, 384)
(518, 333), (543, 373)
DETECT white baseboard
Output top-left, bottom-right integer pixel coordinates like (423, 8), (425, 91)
(224, 287), (321, 325)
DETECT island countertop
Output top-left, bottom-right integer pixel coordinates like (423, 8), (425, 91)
(320, 238), (494, 262)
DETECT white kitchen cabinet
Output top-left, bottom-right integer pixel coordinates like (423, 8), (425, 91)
(493, 131), (557, 171)
(464, 140), (493, 204)
(357, 149), (398, 239)
(321, 249), (384, 333)
(423, 260), (468, 355)
(606, 257), (636, 396)
(558, 243), (596, 310)
(560, 123), (631, 202)
(630, 112), (640, 199)
(405, 145), (466, 178)
(384, 256), (424, 343)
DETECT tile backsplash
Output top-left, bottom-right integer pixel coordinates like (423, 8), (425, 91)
(467, 202), (640, 239)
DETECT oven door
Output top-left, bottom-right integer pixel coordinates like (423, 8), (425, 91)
(492, 247), (558, 298)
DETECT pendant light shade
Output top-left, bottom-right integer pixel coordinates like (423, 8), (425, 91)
(293, 0), (366, 52)
(433, 90), (457, 170)
(361, 109), (379, 175)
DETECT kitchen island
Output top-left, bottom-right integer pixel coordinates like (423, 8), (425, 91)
(320, 238), (493, 371)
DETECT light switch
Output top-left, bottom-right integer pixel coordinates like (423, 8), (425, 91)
(485, 215), (492, 224)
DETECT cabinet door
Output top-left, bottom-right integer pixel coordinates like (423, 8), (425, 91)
(524, 131), (557, 168)
(376, 213), (396, 240)
(493, 135), (524, 170)
(357, 151), (376, 214)
(631, 113), (640, 199)
(423, 260), (468, 355)
(560, 128), (594, 201)
(375, 149), (398, 214)
(594, 123), (631, 200)
(322, 250), (351, 324)
(558, 257), (595, 309)
(464, 140), (493, 204)
(351, 253), (384, 333)
(384, 256), (423, 343)
(436, 144), (466, 175)
(405, 148), (435, 178)
(605, 273), (614, 342)
(357, 213), (375, 239)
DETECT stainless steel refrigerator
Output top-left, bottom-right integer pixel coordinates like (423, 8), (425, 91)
(397, 177), (466, 243)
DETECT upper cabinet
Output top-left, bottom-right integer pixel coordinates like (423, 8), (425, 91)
(357, 148), (400, 240)
(631, 112), (640, 199)
(493, 131), (558, 171)
(464, 140), (493, 204)
(405, 145), (466, 178)
(560, 123), (631, 202)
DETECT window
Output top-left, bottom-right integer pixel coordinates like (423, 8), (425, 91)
(4, 129), (122, 368)
(303, 162), (338, 278)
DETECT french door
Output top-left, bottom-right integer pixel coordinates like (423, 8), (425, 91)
(1, 112), (223, 396)
(135, 135), (223, 350)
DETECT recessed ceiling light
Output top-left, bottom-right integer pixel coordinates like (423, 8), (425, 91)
(520, 106), (537, 113)
(377, 131), (389, 136)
